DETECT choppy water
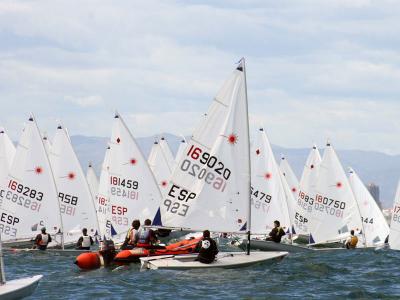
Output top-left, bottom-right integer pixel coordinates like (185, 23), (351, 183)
(3, 247), (400, 299)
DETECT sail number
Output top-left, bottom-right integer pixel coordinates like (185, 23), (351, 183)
(59, 193), (77, 216)
(163, 185), (195, 217)
(7, 180), (44, 201)
(0, 212), (19, 237)
(361, 217), (374, 224)
(393, 206), (400, 223)
(315, 194), (346, 209)
(186, 146), (231, 180)
(110, 176), (138, 189)
(0, 190), (42, 212)
(250, 186), (271, 212)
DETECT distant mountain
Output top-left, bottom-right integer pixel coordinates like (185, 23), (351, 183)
(71, 134), (400, 209)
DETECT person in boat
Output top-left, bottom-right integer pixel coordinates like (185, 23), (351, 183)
(76, 228), (94, 250)
(120, 219), (141, 250)
(33, 227), (52, 250)
(136, 219), (158, 248)
(266, 220), (285, 243)
(345, 230), (358, 249)
(195, 230), (219, 264)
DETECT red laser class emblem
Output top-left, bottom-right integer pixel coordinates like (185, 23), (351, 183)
(130, 158), (137, 165)
(161, 181), (168, 187)
(35, 166), (43, 174)
(68, 172), (75, 180)
(264, 173), (272, 180)
(336, 182), (342, 188)
(227, 133), (238, 145)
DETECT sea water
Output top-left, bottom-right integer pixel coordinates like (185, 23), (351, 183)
(3, 247), (400, 299)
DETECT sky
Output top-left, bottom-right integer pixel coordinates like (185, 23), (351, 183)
(1, 0), (400, 154)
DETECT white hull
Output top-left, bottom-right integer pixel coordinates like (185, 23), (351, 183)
(0, 275), (42, 300)
(140, 251), (288, 270)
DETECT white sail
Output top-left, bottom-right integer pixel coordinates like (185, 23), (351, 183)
(251, 128), (291, 234)
(96, 146), (111, 237)
(280, 156), (308, 235)
(349, 168), (389, 247)
(0, 116), (63, 241)
(279, 156), (299, 194)
(390, 180), (400, 250)
(86, 163), (99, 202)
(175, 138), (188, 165)
(308, 142), (363, 244)
(148, 140), (173, 195)
(42, 133), (52, 154)
(296, 145), (322, 235)
(158, 62), (250, 233)
(49, 125), (99, 244)
(158, 137), (175, 172)
(0, 128), (16, 186)
(106, 113), (162, 242)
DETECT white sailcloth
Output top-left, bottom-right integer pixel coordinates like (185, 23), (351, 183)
(296, 145), (322, 235)
(0, 116), (62, 241)
(175, 138), (188, 165)
(390, 180), (400, 250)
(106, 113), (162, 242)
(158, 63), (250, 233)
(280, 156), (308, 235)
(96, 146), (111, 237)
(49, 125), (99, 244)
(158, 137), (175, 172)
(349, 168), (389, 247)
(251, 128), (291, 234)
(148, 140), (173, 195)
(0, 128), (16, 186)
(86, 163), (99, 203)
(308, 142), (363, 244)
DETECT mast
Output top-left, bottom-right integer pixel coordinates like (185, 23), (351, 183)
(0, 233), (5, 284)
(242, 58), (251, 255)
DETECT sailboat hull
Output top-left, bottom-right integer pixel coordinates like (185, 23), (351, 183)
(140, 251), (288, 270)
(0, 275), (42, 300)
(242, 239), (313, 253)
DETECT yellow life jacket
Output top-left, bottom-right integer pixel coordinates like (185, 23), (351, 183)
(349, 235), (358, 248)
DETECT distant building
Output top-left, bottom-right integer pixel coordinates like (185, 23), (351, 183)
(367, 183), (382, 209)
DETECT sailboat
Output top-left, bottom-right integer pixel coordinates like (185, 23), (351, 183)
(0, 115), (64, 249)
(307, 142), (363, 247)
(147, 139), (174, 196)
(389, 180), (400, 250)
(296, 144), (322, 239)
(0, 128), (16, 186)
(103, 113), (162, 243)
(0, 233), (42, 299)
(48, 125), (100, 247)
(349, 168), (389, 247)
(141, 60), (288, 270)
(240, 129), (312, 253)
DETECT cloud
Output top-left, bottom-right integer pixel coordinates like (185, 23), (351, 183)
(0, 0), (400, 154)
(64, 95), (103, 108)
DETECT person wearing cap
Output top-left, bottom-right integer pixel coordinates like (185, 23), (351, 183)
(195, 230), (219, 264)
(76, 228), (94, 250)
(33, 227), (52, 250)
(266, 220), (286, 243)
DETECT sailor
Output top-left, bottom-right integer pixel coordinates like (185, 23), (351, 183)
(33, 227), (52, 250)
(266, 220), (286, 243)
(121, 219), (141, 250)
(76, 228), (94, 250)
(195, 230), (219, 264)
(136, 219), (157, 248)
(345, 230), (358, 249)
